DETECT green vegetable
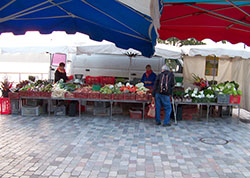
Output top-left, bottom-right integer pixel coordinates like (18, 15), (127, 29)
(237, 90), (242, 95)
(100, 85), (113, 94)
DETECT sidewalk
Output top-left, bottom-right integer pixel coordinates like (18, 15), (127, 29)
(0, 115), (249, 178)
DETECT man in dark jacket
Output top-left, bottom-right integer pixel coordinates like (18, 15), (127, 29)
(55, 62), (68, 83)
(152, 65), (175, 126)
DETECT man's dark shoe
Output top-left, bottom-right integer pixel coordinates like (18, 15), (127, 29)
(162, 123), (171, 127)
(156, 122), (161, 126)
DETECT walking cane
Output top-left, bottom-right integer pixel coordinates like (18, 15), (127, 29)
(171, 95), (178, 125)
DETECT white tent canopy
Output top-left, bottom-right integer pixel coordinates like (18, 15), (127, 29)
(0, 32), (181, 59)
(181, 45), (250, 59)
(118, 0), (161, 31)
(0, 46), (75, 54)
(76, 43), (182, 59)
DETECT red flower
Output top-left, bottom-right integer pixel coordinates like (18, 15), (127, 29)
(201, 83), (206, 88)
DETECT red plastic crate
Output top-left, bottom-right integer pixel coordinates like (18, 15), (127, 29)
(124, 94), (136, 100)
(230, 95), (241, 104)
(129, 109), (142, 119)
(26, 91), (40, 97)
(74, 92), (88, 99)
(100, 76), (115, 85)
(0, 98), (11, 114)
(100, 94), (112, 100)
(85, 76), (100, 85)
(182, 113), (193, 120)
(40, 92), (52, 98)
(136, 94), (148, 101)
(88, 93), (100, 99)
(65, 92), (75, 98)
(112, 94), (124, 100)
(19, 91), (29, 97)
(8, 92), (19, 100)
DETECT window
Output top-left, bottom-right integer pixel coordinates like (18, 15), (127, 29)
(165, 59), (183, 73)
(51, 53), (67, 66)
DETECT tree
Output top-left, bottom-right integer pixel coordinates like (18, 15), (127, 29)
(157, 37), (206, 46)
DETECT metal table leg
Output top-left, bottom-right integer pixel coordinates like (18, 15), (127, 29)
(175, 103), (178, 123)
(79, 99), (81, 117)
(19, 98), (22, 114)
(142, 102), (145, 121)
(238, 104), (240, 124)
(206, 104), (210, 122)
(200, 104), (203, 118)
(110, 101), (113, 120)
(48, 99), (51, 116)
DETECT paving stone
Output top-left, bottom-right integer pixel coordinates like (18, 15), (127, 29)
(0, 115), (250, 178)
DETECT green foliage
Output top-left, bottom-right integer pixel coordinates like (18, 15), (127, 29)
(157, 37), (206, 46)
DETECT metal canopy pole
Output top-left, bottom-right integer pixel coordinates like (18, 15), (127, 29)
(187, 4), (250, 28)
(47, 52), (53, 82)
(125, 52), (138, 82)
(212, 55), (216, 85)
(226, 0), (250, 17)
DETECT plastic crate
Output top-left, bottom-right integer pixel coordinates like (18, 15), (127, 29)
(182, 113), (193, 120)
(40, 92), (52, 98)
(230, 95), (241, 104)
(20, 91), (40, 97)
(129, 109), (142, 119)
(88, 93), (100, 99)
(21, 106), (40, 116)
(54, 105), (66, 116)
(136, 94), (148, 101)
(112, 94), (124, 100)
(0, 98), (11, 114)
(8, 92), (20, 100)
(19, 91), (29, 97)
(65, 92), (74, 98)
(124, 94), (136, 100)
(29, 91), (40, 97)
(100, 94), (112, 100)
(100, 76), (115, 85)
(85, 76), (100, 85)
(74, 92), (88, 99)
(217, 94), (230, 104)
(93, 107), (110, 116)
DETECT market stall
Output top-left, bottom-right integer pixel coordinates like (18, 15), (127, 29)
(6, 78), (153, 120)
(181, 45), (250, 113)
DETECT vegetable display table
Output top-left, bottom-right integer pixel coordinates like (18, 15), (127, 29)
(19, 96), (150, 120)
(174, 101), (240, 123)
(18, 96), (240, 123)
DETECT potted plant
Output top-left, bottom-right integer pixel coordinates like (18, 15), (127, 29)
(1, 78), (13, 98)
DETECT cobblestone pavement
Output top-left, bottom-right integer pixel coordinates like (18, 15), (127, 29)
(0, 115), (250, 178)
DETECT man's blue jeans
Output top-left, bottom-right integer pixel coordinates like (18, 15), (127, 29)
(155, 93), (172, 124)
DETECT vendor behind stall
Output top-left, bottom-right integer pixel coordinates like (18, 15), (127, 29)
(55, 62), (68, 83)
(141, 64), (156, 88)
